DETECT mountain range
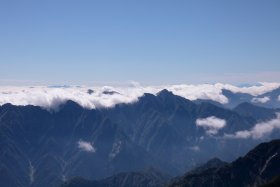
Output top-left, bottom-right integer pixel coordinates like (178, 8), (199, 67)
(0, 89), (280, 186)
(168, 139), (280, 187)
(61, 139), (280, 187)
(195, 87), (280, 109)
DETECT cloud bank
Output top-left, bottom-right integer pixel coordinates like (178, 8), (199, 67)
(225, 113), (280, 139)
(77, 140), (96, 152)
(0, 82), (279, 110)
(196, 116), (226, 135)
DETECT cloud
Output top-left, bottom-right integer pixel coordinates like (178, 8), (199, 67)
(77, 140), (96, 152)
(0, 86), (151, 110)
(251, 96), (270, 104)
(189, 146), (200, 152)
(167, 84), (229, 104)
(216, 82), (280, 96)
(109, 140), (122, 159)
(0, 82), (279, 110)
(225, 113), (280, 139)
(196, 116), (226, 135)
(278, 95), (280, 101)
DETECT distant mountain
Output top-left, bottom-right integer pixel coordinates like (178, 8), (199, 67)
(1, 90), (280, 186)
(61, 168), (171, 187)
(168, 139), (280, 187)
(259, 88), (280, 109)
(222, 89), (254, 108)
(198, 88), (280, 109)
(233, 102), (278, 121)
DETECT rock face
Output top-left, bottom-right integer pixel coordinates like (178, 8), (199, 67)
(168, 139), (280, 187)
(1, 90), (280, 187)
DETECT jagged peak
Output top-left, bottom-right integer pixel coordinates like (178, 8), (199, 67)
(59, 100), (83, 111)
(157, 89), (174, 97)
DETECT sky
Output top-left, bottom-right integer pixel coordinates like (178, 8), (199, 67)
(0, 0), (280, 85)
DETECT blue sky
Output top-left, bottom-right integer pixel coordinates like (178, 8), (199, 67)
(0, 0), (280, 85)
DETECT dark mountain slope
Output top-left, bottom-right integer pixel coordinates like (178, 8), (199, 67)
(168, 139), (280, 187)
(187, 158), (228, 175)
(0, 101), (157, 187)
(260, 175), (280, 187)
(62, 139), (280, 187)
(104, 90), (262, 172)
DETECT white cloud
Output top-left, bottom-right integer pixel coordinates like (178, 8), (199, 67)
(109, 140), (122, 159)
(0, 82), (279, 110)
(189, 146), (200, 152)
(77, 140), (96, 152)
(216, 82), (280, 96)
(225, 113), (280, 139)
(166, 84), (229, 104)
(196, 116), (226, 135)
(29, 161), (35, 184)
(251, 96), (270, 104)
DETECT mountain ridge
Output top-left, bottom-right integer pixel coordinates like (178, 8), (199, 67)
(1, 91), (280, 186)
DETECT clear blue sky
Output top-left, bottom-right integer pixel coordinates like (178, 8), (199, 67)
(0, 0), (280, 85)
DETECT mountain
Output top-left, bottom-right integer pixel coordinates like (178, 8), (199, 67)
(186, 158), (228, 175)
(63, 139), (280, 187)
(0, 101), (158, 187)
(222, 89), (254, 108)
(258, 88), (280, 109)
(198, 88), (280, 109)
(103, 90), (278, 172)
(260, 175), (280, 187)
(233, 102), (278, 121)
(168, 139), (280, 187)
(1, 90), (280, 186)
(61, 168), (171, 187)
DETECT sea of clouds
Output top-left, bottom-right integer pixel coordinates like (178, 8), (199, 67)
(0, 82), (279, 110)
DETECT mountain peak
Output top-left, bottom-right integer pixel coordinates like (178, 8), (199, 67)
(157, 89), (174, 97)
(59, 100), (82, 112)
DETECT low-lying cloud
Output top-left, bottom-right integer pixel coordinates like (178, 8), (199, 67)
(189, 146), (200, 152)
(225, 113), (280, 139)
(0, 82), (279, 110)
(251, 96), (270, 104)
(77, 140), (96, 152)
(196, 116), (226, 135)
